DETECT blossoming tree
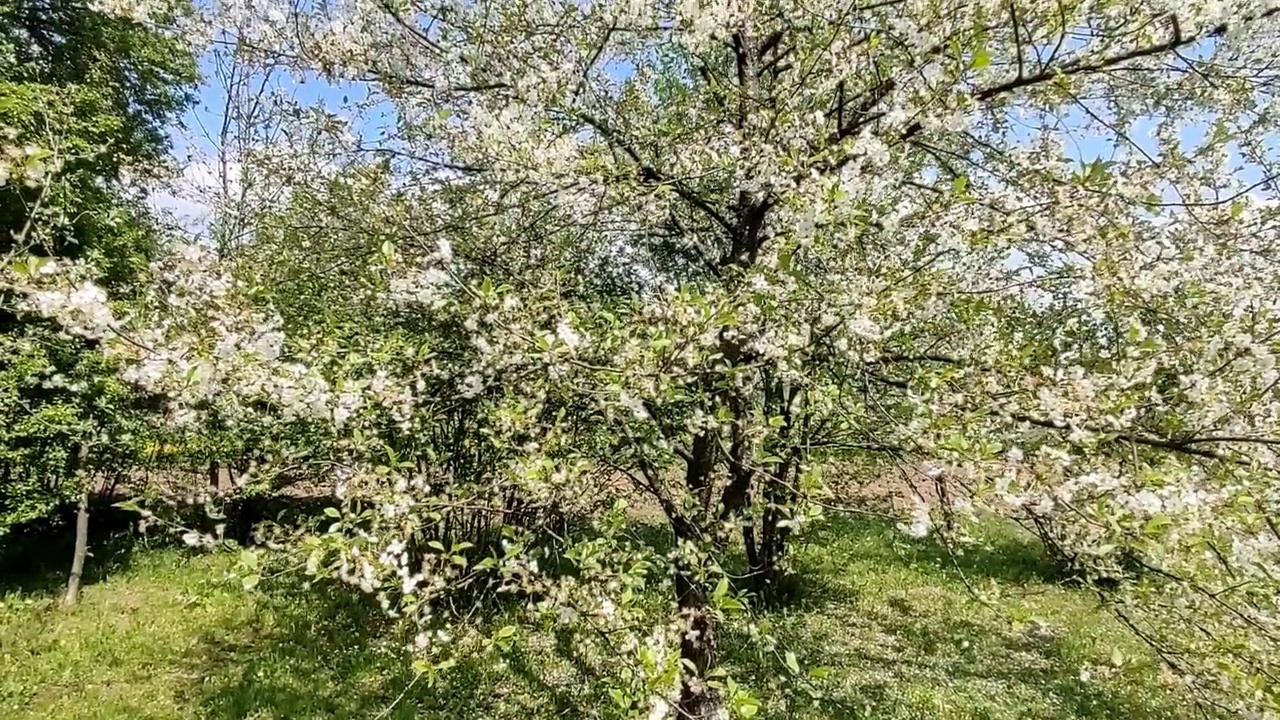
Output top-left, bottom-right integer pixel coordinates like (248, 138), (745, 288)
(10, 0), (1280, 717)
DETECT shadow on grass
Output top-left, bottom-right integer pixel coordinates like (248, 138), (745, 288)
(717, 515), (1194, 720)
(182, 579), (620, 719)
(733, 516), (1060, 615)
(732, 597), (1188, 720)
(181, 581), (430, 720)
(0, 503), (143, 597)
(0, 494), (342, 599)
(177, 507), (676, 717)
(0, 498), (1191, 720)
(177, 513), (678, 719)
(909, 531), (1066, 587)
(622, 518), (677, 554)
(215, 494), (338, 545)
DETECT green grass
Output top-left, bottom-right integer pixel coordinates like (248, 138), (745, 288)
(0, 518), (1199, 720)
(736, 518), (1194, 719)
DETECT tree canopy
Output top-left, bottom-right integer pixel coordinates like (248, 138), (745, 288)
(8, 1), (1280, 718)
(0, 0), (196, 534)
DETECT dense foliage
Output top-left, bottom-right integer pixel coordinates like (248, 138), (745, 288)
(8, 1), (1280, 719)
(0, 0), (196, 533)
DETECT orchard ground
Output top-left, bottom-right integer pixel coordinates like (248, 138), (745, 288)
(1, 512), (1200, 720)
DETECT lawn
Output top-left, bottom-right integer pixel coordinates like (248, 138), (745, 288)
(0, 517), (1199, 720)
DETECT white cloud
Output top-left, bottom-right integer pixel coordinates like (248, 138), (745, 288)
(148, 157), (243, 235)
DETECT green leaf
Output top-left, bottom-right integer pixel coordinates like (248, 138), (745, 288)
(784, 650), (800, 675)
(1086, 158), (1108, 185)
(971, 46), (991, 70)
(777, 250), (793, 271)
(241, 573), (260, 591)
(608, 689), (629, 709)
(323, 506), (341, 519)
(713, 576), (729, 601)
(112, 498), (142, 513)
(1143, 515), (1171, 535)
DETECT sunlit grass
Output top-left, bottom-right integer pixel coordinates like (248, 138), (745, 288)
(734, 517), (1194, 719)
(0, 518), (1199, 719)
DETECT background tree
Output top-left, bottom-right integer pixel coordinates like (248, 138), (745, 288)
(0, 0), (196, 601)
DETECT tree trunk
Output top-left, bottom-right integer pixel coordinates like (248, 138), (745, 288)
(743, 520), (785, 598)
(675, 570), (724, 719)
(63, 489), (90, 606)
(743, 467), (798, 601)
(670, 430), (730, 718)
(208, 459), (233, 494)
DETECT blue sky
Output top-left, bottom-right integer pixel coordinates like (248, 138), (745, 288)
(155, 31), (1272, 227)
(171, 52), (389, 158)
(154, 50), (398, 225)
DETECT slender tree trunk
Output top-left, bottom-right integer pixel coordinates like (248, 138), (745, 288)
(674, 569), (724, 719)
(670, 451), (726, 719)
(63, 488), (90, 606)
(208, 459), (223, 494)
(744, 516), (785, 597)
(743, 461), (799, 601)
